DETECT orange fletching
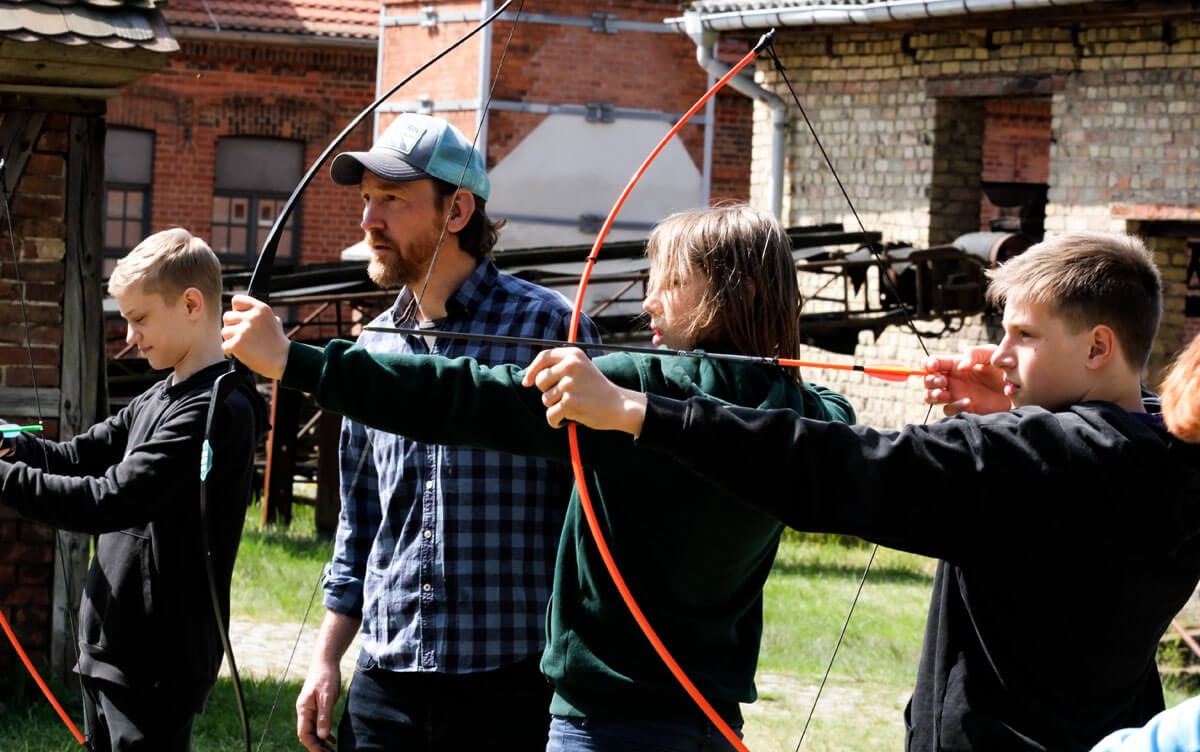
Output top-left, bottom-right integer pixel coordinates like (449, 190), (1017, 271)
(862, 365), (924, 382)
(778, 359), (925, 383)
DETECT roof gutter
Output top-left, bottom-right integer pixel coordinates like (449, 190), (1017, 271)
(171, 26), (376, 50)
(684, 16), (786, 218)
(667, 0), (1105, 33)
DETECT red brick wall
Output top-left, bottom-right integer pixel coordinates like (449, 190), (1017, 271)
(378, 0), (480, 139)
(980, 99), (1052, 230)
(0, 515), (54, 665)
(710, 38), (754, 204)
(107, 40), (378, 267)
(981, 99), (1052, 183)
(0, 111), (70, 669)
(711, 90), (753, 204)
(381, 0), (752, 203)
(1, 114), (65, 431)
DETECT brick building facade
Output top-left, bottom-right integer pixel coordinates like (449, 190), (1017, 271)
(1, 0), (173, 682)
(681, 1), (1200, 427)
(1, 0), (378, 684)
(0, 0), (755, 686)
(376, 0), (752, 250)
(105, 0), (379, 276)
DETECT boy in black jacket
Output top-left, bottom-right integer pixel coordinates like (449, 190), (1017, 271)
(0, 228), (266, 751)
(523, 231), (1200, 752)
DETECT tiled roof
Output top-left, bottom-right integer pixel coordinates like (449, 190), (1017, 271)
(0, 0), (177, 52)
(162, 0), (379, 40)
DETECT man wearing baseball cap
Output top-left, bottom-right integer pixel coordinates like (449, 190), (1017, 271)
(295, 113), (600, 752)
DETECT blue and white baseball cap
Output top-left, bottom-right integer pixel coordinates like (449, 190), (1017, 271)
(330, 113), (490, 201)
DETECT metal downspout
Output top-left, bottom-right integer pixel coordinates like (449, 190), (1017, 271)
(702, 61), (715, 207)
(685, 15), (786, 218)
(477, 0), (494, 163)
(373, 5), (386, 139)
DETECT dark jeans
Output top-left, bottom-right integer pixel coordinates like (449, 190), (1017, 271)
(81, 676), (196, 752)
(546, 716), (744, 752)
(337, 652), (552, 751)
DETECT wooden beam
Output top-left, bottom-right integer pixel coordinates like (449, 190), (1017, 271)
(51, 113), (106, 680)
(0, 387), (60, 417)
(0, 93), (105, 117)
(262, 382), (300, 527)
(314, 410), (341, 540)
(0, 40), (167, 90)
(61, 114), (107, 438)
(0, 110), (47, 194)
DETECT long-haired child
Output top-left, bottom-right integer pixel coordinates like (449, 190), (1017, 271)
(222, 204), (855, 751)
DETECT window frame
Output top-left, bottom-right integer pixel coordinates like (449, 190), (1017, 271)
(103, 127), (155, 271)
(210, 190), (299, 269)
(211, 136), (304, 269)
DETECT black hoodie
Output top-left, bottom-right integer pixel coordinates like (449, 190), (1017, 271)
(0, 361), (267, 711)
(636, 395), (1200, 752)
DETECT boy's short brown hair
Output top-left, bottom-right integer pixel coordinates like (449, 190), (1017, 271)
(985, 231), (1162, 371)
(108, 228), (222, 319)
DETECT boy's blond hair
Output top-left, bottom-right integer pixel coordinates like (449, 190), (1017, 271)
(108, 228), (222, 320)
(647, 204), (804, 383)
(985, 231), (1162, 371)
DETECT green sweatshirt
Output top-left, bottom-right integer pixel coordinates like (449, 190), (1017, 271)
(283, 339), (854, 726)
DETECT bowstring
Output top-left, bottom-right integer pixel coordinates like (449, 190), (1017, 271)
(758, 41), (937, 752)
(252, 439), (368, 752)
(413, 0), (526, 313)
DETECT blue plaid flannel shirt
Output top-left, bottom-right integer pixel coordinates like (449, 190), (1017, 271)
(326, 259), (601, 673)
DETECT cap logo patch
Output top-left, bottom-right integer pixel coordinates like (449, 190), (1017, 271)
(396, 124), (424, 155)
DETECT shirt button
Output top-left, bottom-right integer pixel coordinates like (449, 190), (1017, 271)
(422, 583), (432, 592)
(425, 480), (433, 490)
(423, 529), (432, 539)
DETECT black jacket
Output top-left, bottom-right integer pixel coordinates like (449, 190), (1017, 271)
(0, 361), (266, 711)
(636, 394), (1200, 752)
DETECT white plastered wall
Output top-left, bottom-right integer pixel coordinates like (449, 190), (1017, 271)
(488, 114), (705, 249)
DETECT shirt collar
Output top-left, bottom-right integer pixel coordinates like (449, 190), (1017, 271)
(166, 360), (230, 396)
(390, 259), (498, 327)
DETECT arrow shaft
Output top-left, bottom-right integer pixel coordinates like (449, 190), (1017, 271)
(363, 325), (924, 381)
(0, 424), (44, 434)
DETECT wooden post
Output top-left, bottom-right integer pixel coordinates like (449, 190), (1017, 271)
(314, 409), (342, 539)
(51, 111), (106, 681)
(262, 381), (299, 526)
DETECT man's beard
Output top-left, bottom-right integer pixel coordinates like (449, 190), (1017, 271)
(365, 227), (439, 289)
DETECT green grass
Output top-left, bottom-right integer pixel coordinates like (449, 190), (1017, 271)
(0, 674), (343, 752)
(4, 522), (1197, 751)
(744, 533), (935, 750)
(232, 499), (335, 623)
(758, 533), (934, 681)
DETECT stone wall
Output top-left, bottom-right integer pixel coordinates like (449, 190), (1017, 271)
(756, 13), (1200, 426)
